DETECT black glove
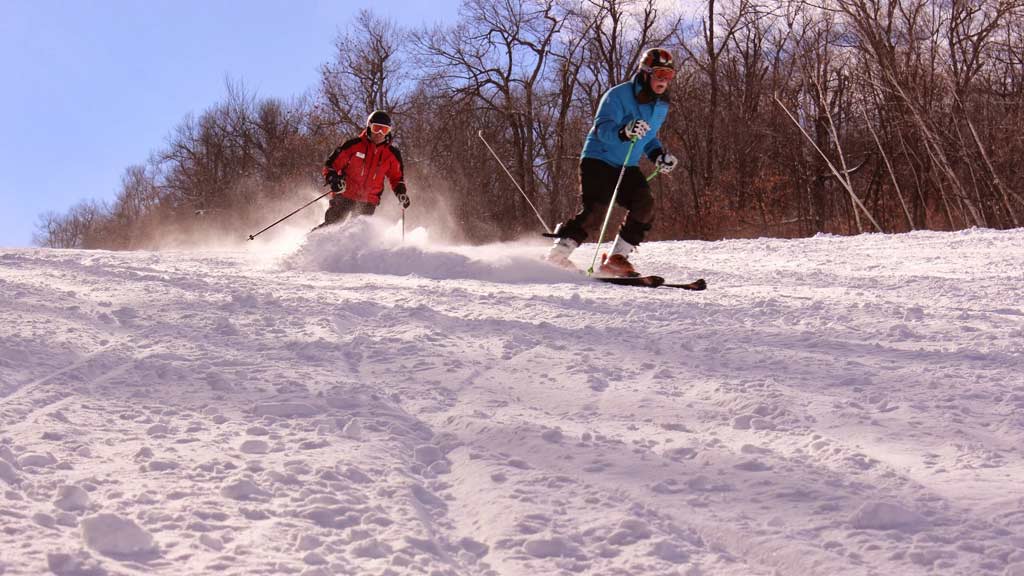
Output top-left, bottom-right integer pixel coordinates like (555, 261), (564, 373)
(395, 192), (411, 209)
(326, 171), (345, 192)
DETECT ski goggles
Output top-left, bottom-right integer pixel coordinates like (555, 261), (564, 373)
(369, 123), (392, 136)
(650, 67), (676, 81)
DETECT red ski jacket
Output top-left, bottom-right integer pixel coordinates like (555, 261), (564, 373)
(322, 132), (406, 206)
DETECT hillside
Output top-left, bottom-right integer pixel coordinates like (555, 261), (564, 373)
(2, 221), (1023, 575)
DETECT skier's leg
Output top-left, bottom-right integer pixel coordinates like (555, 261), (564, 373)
(614, 168), (655, 250)
(547, 159), (619, 264)
(316, 197), (356, 230)
(552, 202), (606, 246)
(548, 157), (618, 248)
(599, 168), (652, 276)
(353, 201), (377, 217)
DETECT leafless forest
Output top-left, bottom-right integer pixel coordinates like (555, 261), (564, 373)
(35, 0), (1024, 248)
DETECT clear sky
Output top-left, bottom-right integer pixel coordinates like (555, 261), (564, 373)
(0, 0), (460, 248)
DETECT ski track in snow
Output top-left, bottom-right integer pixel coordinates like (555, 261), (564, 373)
(1, 220), (1023, 575)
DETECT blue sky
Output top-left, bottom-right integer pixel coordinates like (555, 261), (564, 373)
(0, 0), (460, 247)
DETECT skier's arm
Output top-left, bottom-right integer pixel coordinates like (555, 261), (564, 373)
(644, 135), (666, 162)
(387, 146), (410, 208)
(592, 89), (627, 143)
(644, 115), (678, 172)
(324, 137), (361, 178)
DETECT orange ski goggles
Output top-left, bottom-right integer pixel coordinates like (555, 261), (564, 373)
(650, 67), (676, 81)
(369, 123), (392, 136)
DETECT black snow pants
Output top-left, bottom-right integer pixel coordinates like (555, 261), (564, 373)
(554, 158), (655, 247)
(316, 196), (377, 230)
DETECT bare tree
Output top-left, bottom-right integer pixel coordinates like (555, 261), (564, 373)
(33, 200), (108, 248)
(682, 0), (753, 191)
(413, 0), (569, 238)
(318, 10), (408, 132)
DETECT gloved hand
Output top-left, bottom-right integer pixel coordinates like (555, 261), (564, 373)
(396, 192), (411, 209)
(654, 151), (678, 174)
(325, 171), (345, 192)
(619, 119), (650, 141)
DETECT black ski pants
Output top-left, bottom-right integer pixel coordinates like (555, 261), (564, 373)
(316, 196), (377, 230)
(556, 158), (655, 247)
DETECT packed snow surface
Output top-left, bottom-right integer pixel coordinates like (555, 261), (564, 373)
(1, 219), (1023, 575)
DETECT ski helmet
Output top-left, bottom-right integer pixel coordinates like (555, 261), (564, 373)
(366, 110), (393, 140)
(638, 48), (675, 80)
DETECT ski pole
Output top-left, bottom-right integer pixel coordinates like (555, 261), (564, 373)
(401, 208), (405, 242)
(247, 189), (332, 241)
(477, 130), (553, 234)
(646, 167), (661, 182)
(588, 138), (638, 275)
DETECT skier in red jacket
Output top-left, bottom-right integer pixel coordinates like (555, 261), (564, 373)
(318, 110), (410, 229)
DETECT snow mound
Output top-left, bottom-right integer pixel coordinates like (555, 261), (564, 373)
(54, 485), (90, 511)
(0, 460), (20, 485)
(17, 452), (56, 468)
(47, 550), (107, 576)
(81, 513), (156, 557)
(850, 501), (927, 531)
(220, 478), (271, 501)
(281, 217), (581, 284)
(523, 535), (583, 559)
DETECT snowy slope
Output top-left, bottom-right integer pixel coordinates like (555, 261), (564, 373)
(1, 220), (1023, 576)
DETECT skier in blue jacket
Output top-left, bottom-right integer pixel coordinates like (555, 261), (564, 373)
(547, 47), (679, 277)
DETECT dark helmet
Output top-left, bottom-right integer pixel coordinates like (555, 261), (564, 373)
(638, 47), (675, 74)
(366, 110), (393, 140)
(636, 48), (675, 100)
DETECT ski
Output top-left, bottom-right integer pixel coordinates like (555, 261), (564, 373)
(596, 275), (665, 287)
(663, 278), (707, 290)
(594, 276), (707, 290)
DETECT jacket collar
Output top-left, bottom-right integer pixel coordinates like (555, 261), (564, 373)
(632, 73), (669, 104)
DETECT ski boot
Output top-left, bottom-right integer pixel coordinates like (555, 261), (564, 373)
(545, 234), (579, 271)
(597, 236), (640, 277)
(598, 253), (639, 277)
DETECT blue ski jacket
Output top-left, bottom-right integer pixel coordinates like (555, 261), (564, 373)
(582, 76), (670, 167)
